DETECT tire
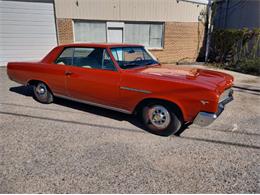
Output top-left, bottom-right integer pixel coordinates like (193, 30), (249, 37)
(141, 102), (183, 136)
(32, 82), (53, 104)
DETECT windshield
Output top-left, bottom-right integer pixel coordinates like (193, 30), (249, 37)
(110, 47), (159, 69)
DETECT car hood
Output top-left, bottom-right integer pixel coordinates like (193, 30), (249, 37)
(131, 64), (234, 93)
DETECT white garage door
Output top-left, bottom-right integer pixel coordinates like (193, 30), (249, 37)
(0, 0), (57, 66)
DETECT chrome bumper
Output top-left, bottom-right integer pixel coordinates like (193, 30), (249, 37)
(193, 89), (233, 126)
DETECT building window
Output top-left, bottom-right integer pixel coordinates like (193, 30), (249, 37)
(74, 21), (106, 43)
(125, 23), (164, 49)
(73, 21), (164, 49)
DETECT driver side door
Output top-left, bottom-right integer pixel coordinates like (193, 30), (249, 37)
(65, 47), (121, 108)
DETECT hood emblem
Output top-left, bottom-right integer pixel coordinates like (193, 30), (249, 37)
(200, 100), (209, 105)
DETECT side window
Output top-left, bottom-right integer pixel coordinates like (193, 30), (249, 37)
(111, 48), (123, 61)
(72, 47), (103, 69)
(71, 47), (116, 71)
(102, 50), (116, 71)
(56, 47), (116, 71)
(55, 48), (74, 65)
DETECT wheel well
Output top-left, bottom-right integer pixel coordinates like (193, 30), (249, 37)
(27, 79), (41, 86)
(134, 98), (184, 121)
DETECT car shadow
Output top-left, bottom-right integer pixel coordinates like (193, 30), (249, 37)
(10, 85), (184, 136)
(7, 85), (260, 149)
(9, 85), (33, 96)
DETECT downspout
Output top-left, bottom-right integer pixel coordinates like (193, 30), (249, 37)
(224, 0), (230, 28)
(53, 0), (59, 45)
(205, 0), (212, 62)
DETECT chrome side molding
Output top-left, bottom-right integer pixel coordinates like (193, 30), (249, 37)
(120, 86), (151, 94)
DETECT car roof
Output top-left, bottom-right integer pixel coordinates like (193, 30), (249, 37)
(59, 43), (144, 48)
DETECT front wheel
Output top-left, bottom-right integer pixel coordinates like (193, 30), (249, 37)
(141, 103), (183, 136)
(33, 82), (53, 104)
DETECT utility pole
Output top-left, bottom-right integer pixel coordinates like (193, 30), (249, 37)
(205, 0), (212, 62)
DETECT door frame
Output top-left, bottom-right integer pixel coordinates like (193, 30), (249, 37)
(107, 27), (124, 43)
(106, 22), (125, 43)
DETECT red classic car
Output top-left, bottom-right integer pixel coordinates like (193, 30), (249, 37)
(7, 43), (234, 136)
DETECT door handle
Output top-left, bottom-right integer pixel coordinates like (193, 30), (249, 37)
(65, 71), (73, 76)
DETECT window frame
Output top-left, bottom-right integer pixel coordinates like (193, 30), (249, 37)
(54, 46), (118, 72)
(151, 22), (165, 50)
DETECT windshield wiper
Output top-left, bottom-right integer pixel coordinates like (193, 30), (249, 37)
(123, 60), (142, 67)
(122, 60), (158, 69)
(145, 62), (154, 65)
(144, 60), (158, 66)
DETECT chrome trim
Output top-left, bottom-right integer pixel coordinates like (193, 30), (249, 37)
(219, 88), (233, 103)
(193, 91), (234, 127)
(53, 93), (132, 114)
(193, 112), (218, 127)
(120, 86), (151, 94)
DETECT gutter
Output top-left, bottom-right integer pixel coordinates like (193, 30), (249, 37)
(178, 0), (209, 5)
(205, 0), (212, 62)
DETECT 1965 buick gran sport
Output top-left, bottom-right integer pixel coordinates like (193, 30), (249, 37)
(7, 43), (234, 136)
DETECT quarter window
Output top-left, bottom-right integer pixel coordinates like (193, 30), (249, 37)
(55, 47), (73, 65)
(102, 50), (116, 71)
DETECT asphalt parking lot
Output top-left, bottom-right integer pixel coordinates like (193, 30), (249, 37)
(0, 66), (259, 193)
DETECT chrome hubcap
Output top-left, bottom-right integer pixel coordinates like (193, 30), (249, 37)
(148, 105), (171, 129)
(36, 83), (47, 97)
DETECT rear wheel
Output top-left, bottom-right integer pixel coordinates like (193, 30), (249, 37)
(32, 82), (53, 104)
(141, 102), (183, 136)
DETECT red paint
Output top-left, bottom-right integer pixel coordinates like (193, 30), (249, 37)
(7, 43), (234, 122)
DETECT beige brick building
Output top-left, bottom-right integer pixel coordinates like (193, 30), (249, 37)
(55, 0), (207, 64)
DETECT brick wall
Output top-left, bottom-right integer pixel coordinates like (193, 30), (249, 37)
(56, 18), (73, 44)
(56, 19), (205, 63)
(151, 22), (205, 64)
